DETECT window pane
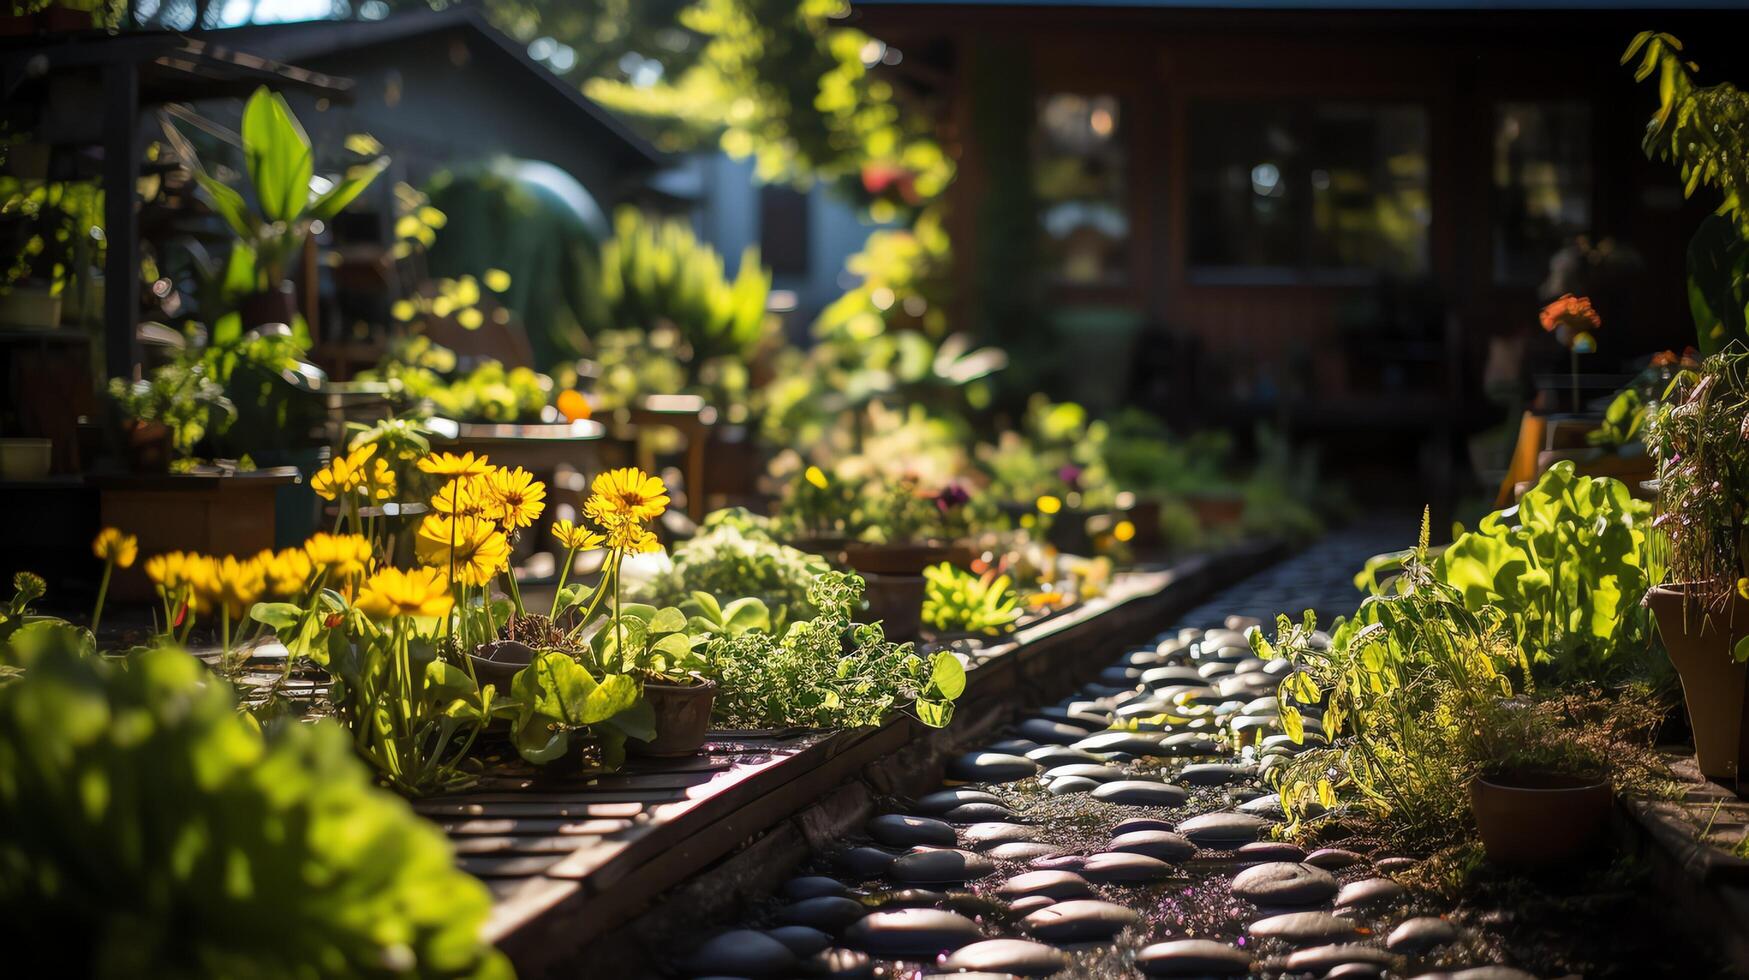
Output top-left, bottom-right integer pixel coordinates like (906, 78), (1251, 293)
(1187, 101), (1431, 281)
(1493, 102), (1592, 284)
(1035, 93), (1128, 285)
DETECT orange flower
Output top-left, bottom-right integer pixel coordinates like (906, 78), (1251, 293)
(1539, 294), (1601, 334)
(556, 389), (592, 423)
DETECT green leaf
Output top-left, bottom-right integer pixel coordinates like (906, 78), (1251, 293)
(195, 173), (256, 240)
(915, 697), (954, 728)
(925, 651), (966, 701)
(308, 157), (388, 221)
(649, 606), (687, 635)
(720, 597), (771, 635)
(242, 87), (314, 224)
(248, 602), (303, 631)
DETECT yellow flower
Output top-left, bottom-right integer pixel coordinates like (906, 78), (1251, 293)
(311, 443), (379, 502)
(92, 527), (137, 569)
(355, 566), (454, 620)
(211, 555), (266, 619)
(364, 456), (397, 502)
(183, 554), (221, 615)
(145, 550), (194, 593)
(1036, 495), (1063, 515)
(416, 451), (493, 478)
(303, 533), (372, 580)
(605, 518), (662, 555)
(485, 466), (546, 529)
(804, 465), (829, 490)
(551, 519), (605, 553)
(1113, 520), (1136, 543)
(429, 475), (490, 517)
(415, 514), (511, 587)
(583, 467), (669, 524)
(265, 547), (313, 596)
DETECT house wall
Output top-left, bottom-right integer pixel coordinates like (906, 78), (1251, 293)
(861, 5), (1744, 436)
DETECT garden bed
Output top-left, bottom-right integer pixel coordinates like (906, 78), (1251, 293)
(441, 542), (1281, 977)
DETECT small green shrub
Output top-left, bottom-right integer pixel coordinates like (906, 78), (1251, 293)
(637, 508), (831, 630)
(922, 562), (1021, 636)
(0, 645), (509, 979)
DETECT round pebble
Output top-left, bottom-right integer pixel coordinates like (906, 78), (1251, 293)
(1007, 894), (1056, 915)
(914, 789), (1004, 814)
(1178, 763), (1249, 786)
(994, 869), (1094, 899)
(1336, 877), (1407, 909)
(842, 908), (982, 957)
(809, 947), (872, 979)
(1305, 847), (1367, 870)
(1025, 745), (1105, 767)
(1375, 856), (1419, 874)
(1237, 840), (1306, 862)
(867, 814), (956, 847)
(986, 841), (1064, 861)
(942, 803), (1021, 823)
(948, 752), (1040, 783)
(1082, 851), (1176, 883)
(1074, 731), (1167, 756)
(962, 822), (1040, 847)
(890, 848), (995, 885)
(1091, 780), (1189, 806)
(782, 876), (851, 900)
(1108, 829), (1196, 862)
(682, 930), (799, 977)
(778, 896), (868, 931)
(1231, 861), (1338, 906)
(1387, 916), (1459, 953)
(1283, 944), (1398, 971)
(1044, 763), (1127, 782)
(1017, 718), (1090, 745)
(1248, 911), (1365, 943)
(1136, 938), (1256, 976)
(1114, 817), (1177, 835)
(1047, 776), (1101, 795)
(765, 925), (832, 956)
(1178, 811), (1274, 846)
(940, 938), (1068, 976)
(1021, 898), (1140, 941)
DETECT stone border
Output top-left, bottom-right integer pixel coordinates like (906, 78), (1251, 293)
(501, 541), (1284, 978)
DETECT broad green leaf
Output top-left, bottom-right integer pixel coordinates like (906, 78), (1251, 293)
(649, 607), (687, 634)
(925, 651), (966, 701)
(249, 602), (303, 631)
(241, 87), (314, 224)
(194, 173), (256, 240)
(308, 157), (388, 221)
(915, 698), (954, 728)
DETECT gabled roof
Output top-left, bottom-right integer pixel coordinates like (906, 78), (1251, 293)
(194, 8), (661, 169)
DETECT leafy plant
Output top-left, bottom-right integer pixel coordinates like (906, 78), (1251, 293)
(922, 562), (1021, 637)
(1587, 387), (1647, 450)
(1625, 33), (1749, 353)
(636, 508), (830, 630)
(1432, 461), (1657, 683)
(1258, 519), (1521, 848)
(508, 651), (653, 767)
(363, 337), (554, 424)
(1649, 348), (1749, 612)
(704, 570), (966, 729)
(977, 396), (1119, 512)
(0, 644), (508, 978)
(192, 87), (387, 293)
(106, 355), (236, 460)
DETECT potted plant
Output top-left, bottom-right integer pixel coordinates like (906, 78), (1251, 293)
(1467, 699), (1615, 868)
(107, 357), (235, 472)
(189, 86), (386, 328)
(1646, 349), (1749, 783)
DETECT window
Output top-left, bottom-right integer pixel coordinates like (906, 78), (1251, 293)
(759, 184), (810, 277)
(1493, 102), (1592, 284)
(1187, 101), (1431, 282)
(1035, 93), (1128, 286)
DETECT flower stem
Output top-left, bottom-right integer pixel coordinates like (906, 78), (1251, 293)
(90, 560), (113, 637)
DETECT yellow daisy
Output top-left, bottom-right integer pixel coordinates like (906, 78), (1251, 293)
(485, 466), (547, 529)
(145, 551), (195, 593)
(211, 554), (266, 619)
(265, 547), (313, 596)
(416, 451), (494, 478)
(429, 475), (491, 517)
(303, 532), (372, 581)
(605, 517), (662, 554)
(91, 527), (138, 569)
(310, 443), (378, 501)
(583, 467), (669, 524)
(551, 519), (605, 553)
(415, 514), (511, 587)
(355, 566), (454, 620)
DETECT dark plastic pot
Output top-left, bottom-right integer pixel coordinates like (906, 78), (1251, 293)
(630, 675), (717, 757)
(1471, 771), (1613, 868)
(122, 419), (172, 473)
(841, 541), (971, 576)
(470, 639), (537, 694)
(1646, 585), (1749, 783)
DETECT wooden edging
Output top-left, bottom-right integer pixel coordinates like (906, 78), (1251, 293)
(475, 540), (1284, 978)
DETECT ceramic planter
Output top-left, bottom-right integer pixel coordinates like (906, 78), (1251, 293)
(1646, 585), (1749, 783)
(470, 639), (537, 694)
(1471, 771), (1613, 868)
(630, 675), (717, 757)
(841, 542), (972, 640)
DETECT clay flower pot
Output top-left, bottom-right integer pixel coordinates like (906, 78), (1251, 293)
(121, 419), (172, 473)
(630, 675), (717, 757)
(840, 542), (972, 641)
(1471, 771), (1613, 868)
(1646, 585), (1749, 782)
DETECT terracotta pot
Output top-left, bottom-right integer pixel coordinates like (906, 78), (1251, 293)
(630, 675), (717, 757)
(1471, 771), (1613, 868)
(122, 419), (172, 473)
(1647, 585), (1749, 782)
